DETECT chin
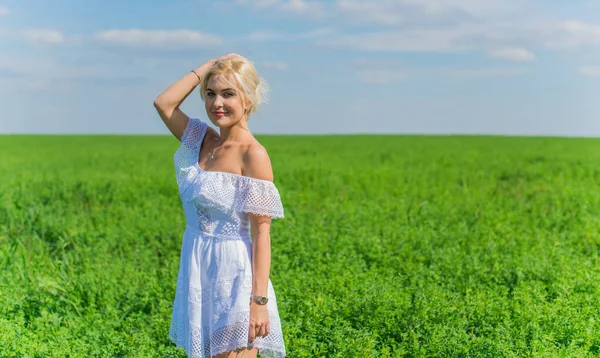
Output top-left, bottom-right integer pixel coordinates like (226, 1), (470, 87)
(211, 118), (235, 128)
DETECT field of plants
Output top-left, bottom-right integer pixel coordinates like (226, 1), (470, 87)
(1, 133), (600, 357)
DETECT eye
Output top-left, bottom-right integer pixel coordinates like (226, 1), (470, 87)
(223, 92), (235, 98)
(207, 91), (215, 97)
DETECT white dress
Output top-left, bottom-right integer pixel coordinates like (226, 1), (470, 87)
(168, 117), (287, 358)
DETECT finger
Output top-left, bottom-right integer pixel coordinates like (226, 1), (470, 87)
(255, 324), (262, 338)
(263, 321), (271, 338)
(248, 324), (255, 343)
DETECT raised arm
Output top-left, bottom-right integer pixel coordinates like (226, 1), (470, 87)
(153, 53), (239, 141)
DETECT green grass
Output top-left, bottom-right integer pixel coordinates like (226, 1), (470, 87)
(1, 134), (600, 357)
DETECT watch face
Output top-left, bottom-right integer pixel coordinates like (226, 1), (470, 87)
(254, 296), (267, 305)
(253, 295), (267, 304)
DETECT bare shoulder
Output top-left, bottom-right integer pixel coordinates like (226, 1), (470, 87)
(201, 125), (220, 150)
(242, 141), (274, 182)
(206, 125), (220, 140)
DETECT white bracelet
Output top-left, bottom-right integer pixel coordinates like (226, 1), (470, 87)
(190, 70), (201, 81)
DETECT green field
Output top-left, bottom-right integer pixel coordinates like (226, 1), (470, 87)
(1, 134), (600, 357)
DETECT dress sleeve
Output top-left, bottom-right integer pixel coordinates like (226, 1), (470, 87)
(235, 180), (285, 219)
(181, 117), (205, 146)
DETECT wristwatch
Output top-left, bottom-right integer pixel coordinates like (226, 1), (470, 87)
(251, 293), (269, 305)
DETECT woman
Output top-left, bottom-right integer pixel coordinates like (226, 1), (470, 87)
(154, 53), (287, 358)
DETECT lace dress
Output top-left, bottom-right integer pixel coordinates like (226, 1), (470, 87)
(168, 117), (287, 358)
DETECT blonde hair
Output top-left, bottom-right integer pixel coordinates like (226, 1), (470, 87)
(199, 58), (269, 117)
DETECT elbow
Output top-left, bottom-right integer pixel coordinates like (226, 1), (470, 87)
(153, 96), (166, 110)
(154, 92), (175, 110)
(153, 97), (171, 118)
(153, 98), (172, 123)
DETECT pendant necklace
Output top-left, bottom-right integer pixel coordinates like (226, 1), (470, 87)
(208, 147), (217, 161)
(209, 134), (225, 162)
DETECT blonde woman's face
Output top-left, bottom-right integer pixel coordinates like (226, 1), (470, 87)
(204, 74), (248, 127)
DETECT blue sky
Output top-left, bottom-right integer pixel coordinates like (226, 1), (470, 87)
(1, 0), (599, 135)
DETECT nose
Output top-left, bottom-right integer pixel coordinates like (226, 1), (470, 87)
(212, 95), (223, 107)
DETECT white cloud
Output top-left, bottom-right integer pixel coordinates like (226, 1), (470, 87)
(240, 0), (600, 56)
(318, 27), (476, 52)
(443, 67), (525, 77)
(544, 20), (600, 49)
(0, 53), (151, 92)
(0, 55), (92, 91)
(15, 28), (223, 49)
(318, 19), (600, 54)
(579, 66), (600, 76)
(247, 27), (333, 41)
(351, 57), (523, 80)
(235, 0), (280, 9)
(487, 47), (536, 62)
(93, 29), (222, 49)
(280, 0), (325, 17)
(301, 27), (334, 37)
(0, 6), (9, 16)
(236, 0), (325, 18)
(359, 70), (405, 84)
(332, 0), (470, 26)
(252, 0), (280, 8)
(248, 31), (286, 41)
(260, 61), (289, 70)
(352, 58), (406, 83)
(24, 29), (65, 44)
(334, 0), (404, 26)
(352, 57), (404, 68)
(241, 0), (530, 27)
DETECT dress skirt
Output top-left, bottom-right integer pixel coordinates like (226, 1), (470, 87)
(168, 226), (286, 358)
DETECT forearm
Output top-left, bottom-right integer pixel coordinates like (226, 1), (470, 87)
(251, 234), (272, 297)
(153, 64), (211, 112)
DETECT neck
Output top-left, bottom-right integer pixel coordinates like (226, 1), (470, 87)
(217, 118), (250, 144)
